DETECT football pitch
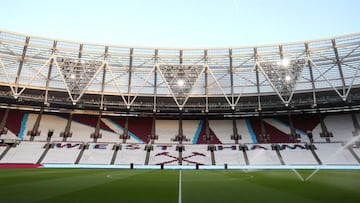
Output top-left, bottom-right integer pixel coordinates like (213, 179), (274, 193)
(0, 168), (359, 203)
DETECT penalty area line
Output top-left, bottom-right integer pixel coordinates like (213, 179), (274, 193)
(291, 168), (305, 182)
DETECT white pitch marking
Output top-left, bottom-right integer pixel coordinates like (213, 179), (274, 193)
(178, 170), (182, 203)
(305, 167), (321, 182)
(291, 168), (305, 182)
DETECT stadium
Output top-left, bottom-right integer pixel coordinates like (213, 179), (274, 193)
(0, 29), (360, 202)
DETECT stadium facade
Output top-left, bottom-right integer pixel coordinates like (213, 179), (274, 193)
(1, 30), (360, 169)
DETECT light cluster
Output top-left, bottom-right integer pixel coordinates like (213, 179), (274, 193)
(260, 59), (306, 98)
(57, 57), (102, 98)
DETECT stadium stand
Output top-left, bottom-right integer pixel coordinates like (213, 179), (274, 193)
(0, 111), (360, 166)
(246, 144), (282, 165)
(155, 120), (179, 144)
(62, 115), (91, 142)
(277, 143), (318, 165)
(78, 143), (115, 164)
(0, 141), (45, 163)
(103, 117), (153, 143)
(194, 119), (222, 144)
(0, 144), (9, 158)
(22, 113), (67, 141)
(247, 118), (266, 143)
(263, 121), (293, 143)
(0, 130), (18, 140)
(3, 110), (24, 137)
(127, 118), (154, 143)
(213, 145), (247, 165)
(114, 144), (147, 165)
(236, 119), (254, 144)
(41, 142), (82, 164)
(99, 118), (127, 143)
(277, 114), (319, 142)
(314, 114), (354, 142)
(148, 144), (178, 165)
(182, 144), (211, 165)
(209, 120), (233, 144)
(182, 120), (199, 144)
(353, 147), (360, 160)
(314, 143), (359, 165)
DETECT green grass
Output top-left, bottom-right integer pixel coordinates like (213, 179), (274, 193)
(0, 169), (359, 203)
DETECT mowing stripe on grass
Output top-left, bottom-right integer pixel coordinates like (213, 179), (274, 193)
(178, 170), (182, 203)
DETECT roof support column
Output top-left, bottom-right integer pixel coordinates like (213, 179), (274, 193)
(14, 36), (30, 97)
(78, 44), (83, 58)
(100, 46), (109, 110)
(127, 48), (134, 108)
(126, 48), (134, 109)
(204, 50), (209, 112)
(305, 43), (317, 107)
(180, 49), (183, 64)
(229, 48), (235, 110)
(254, 48), (261, 111)
(332, 39), (347, 100)
(44, 40), (57, 106)
(153, 49), (158, 112)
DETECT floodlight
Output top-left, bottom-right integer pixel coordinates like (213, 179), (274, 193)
(277, 59), (290, 67)
(285, 75), (291, 82)
(282, 59), (290, 67)
(177, 79), (185, 87)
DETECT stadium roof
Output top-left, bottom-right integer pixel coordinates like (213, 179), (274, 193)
(0, 30), (360, 116)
